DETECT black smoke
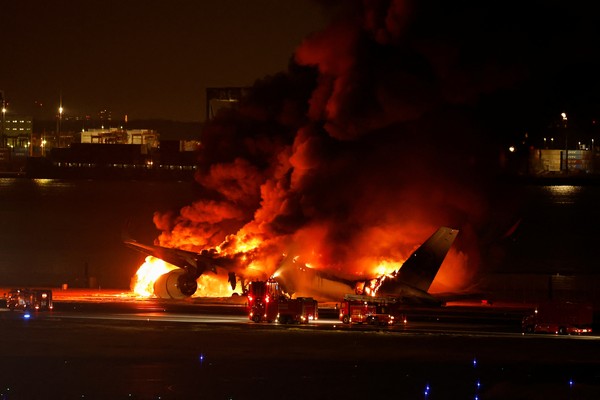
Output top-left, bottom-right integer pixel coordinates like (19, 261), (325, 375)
(153, 1), (600, 291)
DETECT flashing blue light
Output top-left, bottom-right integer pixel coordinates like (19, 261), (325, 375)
(23, 313), (31, 319)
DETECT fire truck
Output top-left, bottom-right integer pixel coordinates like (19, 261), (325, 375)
(339, 294), (406, 326)
(522, 301), (593, 335)
(5, 289), (53, 311)
(247, 279), (318, 324)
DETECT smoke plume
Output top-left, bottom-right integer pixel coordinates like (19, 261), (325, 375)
(153, 0), (541, 293)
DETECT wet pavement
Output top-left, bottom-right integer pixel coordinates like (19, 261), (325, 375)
(0, 306), (598, 400)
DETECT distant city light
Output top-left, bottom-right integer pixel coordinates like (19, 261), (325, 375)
(509, 146), (515, 153)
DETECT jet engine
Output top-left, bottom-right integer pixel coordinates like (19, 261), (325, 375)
(153, 269), (198, 299)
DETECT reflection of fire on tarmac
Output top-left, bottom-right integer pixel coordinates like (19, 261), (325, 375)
(46, 289), (139, 301)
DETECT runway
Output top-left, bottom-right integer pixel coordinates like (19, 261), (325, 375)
(3, 287), (543, 335)
(0, 289), (599, 399)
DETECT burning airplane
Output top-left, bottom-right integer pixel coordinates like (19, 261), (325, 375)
(126, 226), (458, 304)
(127, 1), (525, 302)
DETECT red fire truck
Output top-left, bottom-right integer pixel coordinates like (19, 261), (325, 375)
(5, 288), (53, 311)
(339, 294), (406, 326)
(247, 279), (318, 324)
(522, 301), (593, 335)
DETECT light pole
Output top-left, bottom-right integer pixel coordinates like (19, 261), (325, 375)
(0, 90), (4, 148)
(57, 105), (63, 148)
(562, 112), (568, 173)
(1, 103), (6, 149)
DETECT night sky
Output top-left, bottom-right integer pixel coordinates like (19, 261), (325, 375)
(1, 1), (600, 130)
(0, 0), (327, 122)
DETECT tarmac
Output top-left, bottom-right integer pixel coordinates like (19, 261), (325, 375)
(0, 289), (598, 399)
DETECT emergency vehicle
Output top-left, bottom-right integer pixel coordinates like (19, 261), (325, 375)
(5, 289), (53, 311)
(522, 301), (593, 335)
(247, 279), (318, 324)
(339, 294), (406, 326)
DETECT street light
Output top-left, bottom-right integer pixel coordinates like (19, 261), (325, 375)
(562, 112), (568, 173)
(1, 104), (5, 148)
(57, 105), (63, 148)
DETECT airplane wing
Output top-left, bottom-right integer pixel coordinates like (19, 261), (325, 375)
(124, 239), (217, 278)
(125, 226), (459, 302)
(124, 238), (246, 298)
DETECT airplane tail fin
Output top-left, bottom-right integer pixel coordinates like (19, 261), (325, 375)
(392, 227), (459, 293)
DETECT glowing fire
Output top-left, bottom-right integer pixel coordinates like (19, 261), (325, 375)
(132, 256), (177, 297)
(361, 259), (402, 296)
(131, 244), (410, 299)
(371, 259), (402, 277)
(195, 274), (235, 297)
(131, 256), (237, 298)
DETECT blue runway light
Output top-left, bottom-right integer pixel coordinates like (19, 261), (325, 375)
(473, 358), (477, 367)
(569, 379), (574, 388)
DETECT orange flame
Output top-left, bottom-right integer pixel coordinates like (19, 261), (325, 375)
(132, 228), (468, 298)
(371, 259), (402, 277)
(131, 256), (178, 297)
(195, 274), (235, 297)
(131, 256), (237, 298)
